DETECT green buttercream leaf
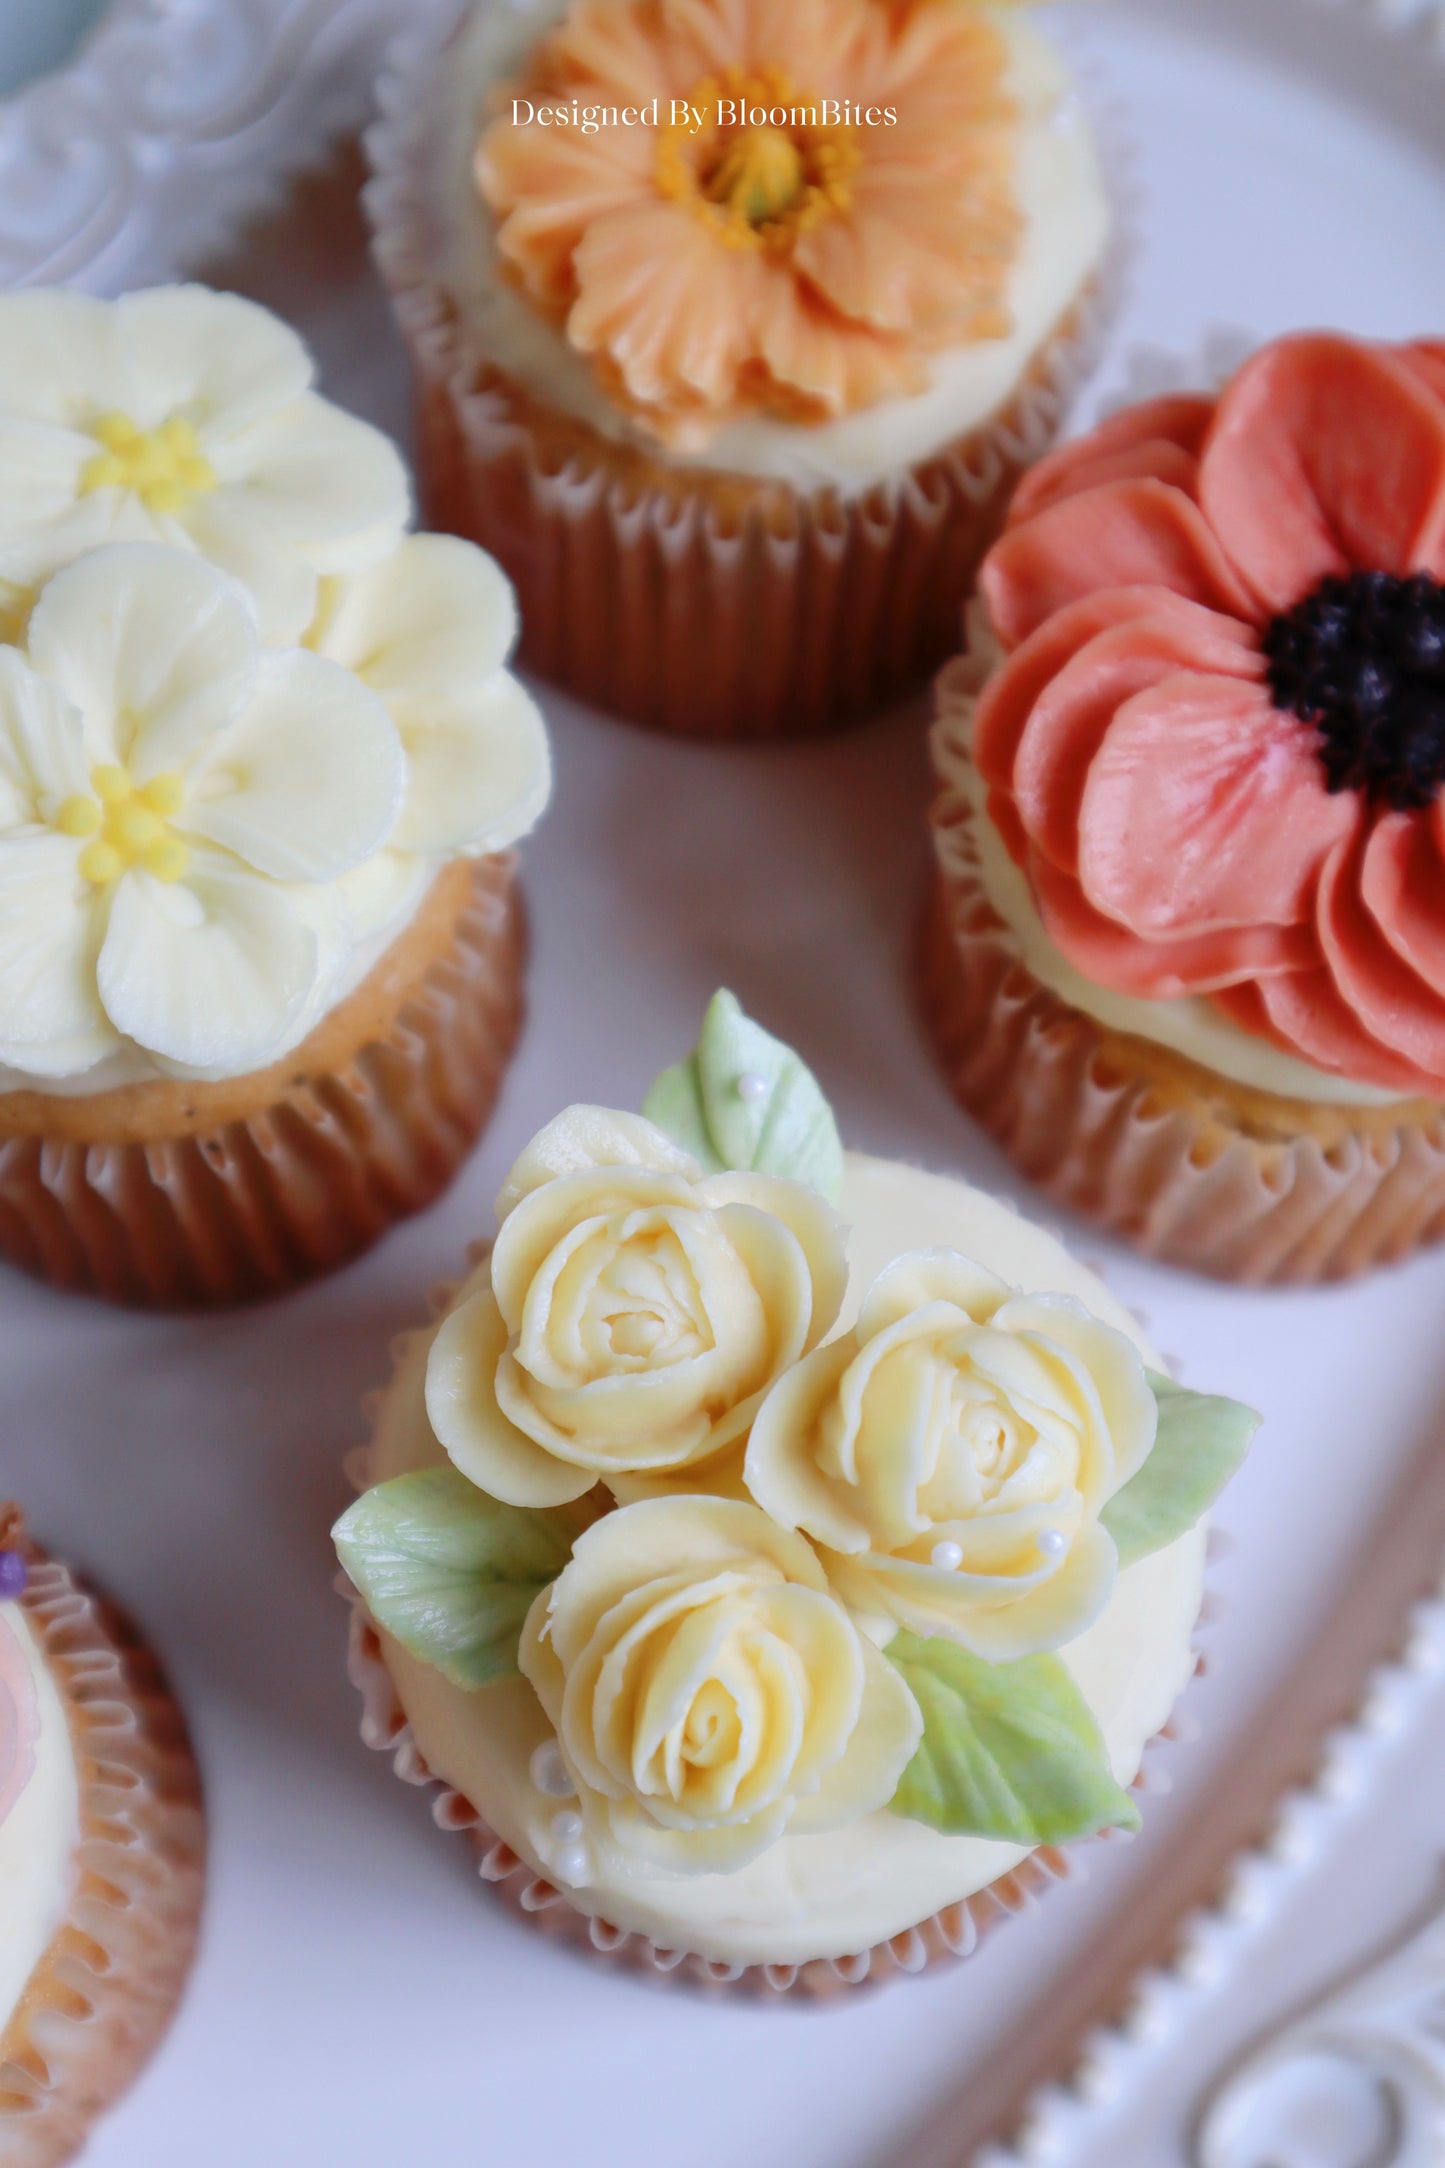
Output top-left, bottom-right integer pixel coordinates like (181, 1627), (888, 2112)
(332, 1469), (576, 1691)
(885, 1634), (1141, 1845)
(1101, 1372), (1260, 1569)
(642, 989), (844, 1203)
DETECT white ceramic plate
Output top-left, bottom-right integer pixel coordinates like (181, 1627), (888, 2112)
(5, 3), (1445, 2165)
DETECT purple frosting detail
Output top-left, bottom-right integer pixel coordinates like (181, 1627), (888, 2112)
(0, 1552), (28, 1600)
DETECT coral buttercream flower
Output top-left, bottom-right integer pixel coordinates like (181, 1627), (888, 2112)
(425, 1107), (848, 1508)
(0, 286), (409, 645)
(745, 1251), (1156, 1658)
(519, 1495), (922, 1872)
(974, 334), (1445, 1092)
(478, 0), (1021, 447)
(0, 545), (405, 1080)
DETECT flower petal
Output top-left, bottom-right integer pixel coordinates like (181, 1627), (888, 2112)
(1030, 849), (1316, 998)
(0, 420), (105, 586)
(394, 679), (551, 857)
(982, 478), (1259, 651)
(1313, 829), (1445, 1085)
(496, 1107), (702, 1220)
(787, 1635), (922, 1835)
(793, 163), (1013, 340)
(178, 493), (321, 648)
(0, 648), (89, 826)
(973, 586), (1189, 795)
(114, 285), (312, 438)
(569, 202), (768, 421)
(1215, 969), (1443, 1096)
(1359, 812), (1445, 1000)
(1201, 334), (1445, 612)
(96, 849), (333, 1073)
(479, 108), (657, 315)
(0, 832), (112, 1067)
(26, 544), (256, 773)
(426, 1285), (600, 1509)
(1012, 609), (1264, 875)
(1009, 396), (1215, 525)
(310, 534), (519, 703)
(857, 1249), (1012, 1337)
(204, 391), (410, 574)
(0, 289), (122, 426)
(1079, 673), (1356, 937)
(181, 651), (403, 883)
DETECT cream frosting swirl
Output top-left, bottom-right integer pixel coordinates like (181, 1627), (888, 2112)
(426, 1107), (848, 1507)
(745, 1249), (1156, 1658)
(517, 1493), (922, 1874)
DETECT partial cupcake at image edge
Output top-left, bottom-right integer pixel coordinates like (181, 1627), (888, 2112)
(0, 1506), (205, 2167)
(334, 993), (1256, 1995)
(0, 285), (551, 1308)
(365, 0), (1116, 738)
(922, 329), (1445, 1284)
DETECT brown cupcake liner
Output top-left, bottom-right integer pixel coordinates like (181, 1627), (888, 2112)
(365, 12), (1119, 741)
(0, 1507), (205, 2168)
(0, 854), (525, 1309)
(923, 667), (1445, 1284)
(338, 1289), (1211, 2001)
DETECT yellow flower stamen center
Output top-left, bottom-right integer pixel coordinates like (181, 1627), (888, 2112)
(705, 127), (805, 227)
(79, 411), (218, 517)
(56, 767), (191, 886)
(657, 69), (862, 252)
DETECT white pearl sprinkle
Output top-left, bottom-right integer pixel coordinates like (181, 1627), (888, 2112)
(736, 1071), (768, 1104)
(1037, 1529), (1067, 1558)
(554, 1844), (590, 1887)
(550, 1809), (584, 1844)
(529, 1740), (576, 1799)
(930, 1540), (964, 1572)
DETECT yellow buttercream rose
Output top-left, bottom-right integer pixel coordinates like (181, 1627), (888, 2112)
(744, 1252), (1158, 1661)
(425, 1108), (847, 1509)
(519, 1496), (923, 1874)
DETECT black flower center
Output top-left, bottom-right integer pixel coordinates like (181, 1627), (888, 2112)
(1264, 571), (1445, 810)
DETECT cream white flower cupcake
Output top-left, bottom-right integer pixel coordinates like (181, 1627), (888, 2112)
(0, 292), (551, 1307)
(337, 995), (1255, 1993)
(0, 1507), (204, 2163)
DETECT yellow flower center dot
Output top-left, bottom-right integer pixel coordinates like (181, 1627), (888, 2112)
(659, 69), (862, 252)
(56, 767), (192, 887)
(79, 411), (218, 516)
(706, 128), (805, 227)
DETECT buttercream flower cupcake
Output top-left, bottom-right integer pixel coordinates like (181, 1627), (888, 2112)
(0, 522), (549, 1305)
(367, 0), (1112, 737)
(336, 994), (1255, 1992)
(924, 331), (1445, 1283)
(0, 1506), (204, 2164)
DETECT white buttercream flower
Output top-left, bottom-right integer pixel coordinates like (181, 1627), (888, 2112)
(519, 1496), (922, 1875)
(745, 1251), (1158, 1661)
(306, 534), (551, 932)
(426, 1107), (848, 1508)
(0, 544), (406, 1081)
(0, 286), (409, 646)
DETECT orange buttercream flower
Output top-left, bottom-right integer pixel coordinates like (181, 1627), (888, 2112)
(477, 0), (1021, 448)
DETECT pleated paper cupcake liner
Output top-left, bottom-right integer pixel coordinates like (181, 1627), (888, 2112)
(0, 1509), (205, 2168)
(923, 665), (1445, 1285)
(336, 1280), (1214, 2002)
(364, 9), (1127, 740)
(0, 855), (524, 1310)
